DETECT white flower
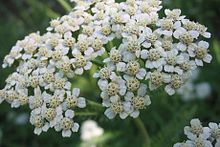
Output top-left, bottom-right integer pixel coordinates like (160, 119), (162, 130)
(72, 53), (93, 75)
(165, 74), (184, 95)
(55, 109), (79, 137)
(164, 9), (185, 21)
(42, 105), (63, 127)
(63, 88), (86, 110)
(30, 109), (50, 135)
(146, 71), (171, 91)
(11, 88), (28, 108)
(185, 136), (213, 147)
(188, 41), (212, 66)
(3, 46), (22, 68)
(124, 85), (151, 118)
(56, 56), (75, 78)
(81, 120), (104, 141)
(100, 73), (126, 103)
(29, 87), (44, 109)
(49, 72), (71, 92)
(125, 61), (146, 80)
(141, 47), (166, 69)
(163, 49), (185, 75)
(140, 28), (161, 49)
(174, 27), (199, 51)
(209, 122), (220, 142)
(156, 18), (181, 36)
(104, 101), (129, 119)
(184, 119), (211, 140)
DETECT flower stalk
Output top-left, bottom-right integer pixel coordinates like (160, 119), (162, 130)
(134, 117), (151, 147)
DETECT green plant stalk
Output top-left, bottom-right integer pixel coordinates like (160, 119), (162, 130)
(134, 117), (151, 147)
(57, 0), (72, 12)
(75, 112), (98, 116)
(91, 59), (105, 67)
(87, 99), (104, 109)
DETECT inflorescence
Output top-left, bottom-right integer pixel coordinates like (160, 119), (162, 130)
(0, 0), (212, 137)
(174, 119), (220, 147)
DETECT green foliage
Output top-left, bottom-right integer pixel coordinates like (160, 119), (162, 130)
(0, 0), (220, 147)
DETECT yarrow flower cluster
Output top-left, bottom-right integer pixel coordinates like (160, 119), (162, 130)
(0, 0), (212, 137)
(174, 119), (220, 147)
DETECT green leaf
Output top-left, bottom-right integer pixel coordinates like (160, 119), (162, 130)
(151, 105), (197, 147)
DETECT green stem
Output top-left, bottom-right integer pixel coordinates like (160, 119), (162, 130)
(87, 99), (104, 108)
(134, 117), (151, 147)
(91, 59), (104, 67)
(75, 112), (98, 116)
(57, 0), (72, 12)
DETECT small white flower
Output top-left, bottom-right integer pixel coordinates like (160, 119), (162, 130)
(81, 120), (104, 141)
(184, 119), (211, 140)
(188, 41), (212, 66)
(63, 88), (86, 110)
(174, 27), (199, 51)
(55, 109), (80, 137)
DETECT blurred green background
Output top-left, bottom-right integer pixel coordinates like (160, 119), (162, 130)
(0, 0), (220, 147)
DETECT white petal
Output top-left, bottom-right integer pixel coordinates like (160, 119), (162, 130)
(199, 41), (209, 49)
(75, 68), (84, 75)
(84, 48), (94, 56)
(34, 128), (42, 135)
(119, 112), (128, 119)
(65, 110), (75, 118)
(136, 69), (146, 80)
(98, 80), (108, 91)
(195, 59), (204, 66)
(72, 88), (80, 97)
(116, 62), (126, 72)
(125, 92), (134, 101)
(130, 110), (140, 118)
(144, 96), (151, 106)
(203, 32), (211, 38)
(203, 54), (212, 63)
(110, 95), (120, 103)
(77, 97), (86, 108)
(140, 50), (148, 59)
(177, 43), (187, 51)
(42, 123), (50, 132)
(84, 62), (92, 70)
(62, 130), (72, 137)
(72, 123), (79, 132)
(142, 42), (151, 48)
(189, 30), (199, 38)
(104, 108), (116, 119)
(163, 30), (172, 36)
(165, 85), (175, 95)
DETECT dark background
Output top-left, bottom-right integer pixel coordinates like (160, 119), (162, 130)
(0, 0), (220, 146)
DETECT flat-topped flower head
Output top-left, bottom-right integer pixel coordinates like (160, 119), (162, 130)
(0, 0), (212, 136)
(174, 119), (220, 147)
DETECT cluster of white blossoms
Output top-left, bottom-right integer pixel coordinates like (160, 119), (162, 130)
(174, 119), (220, 147)
(91, 0), (212, 119)
(0, 0), (212, 136)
